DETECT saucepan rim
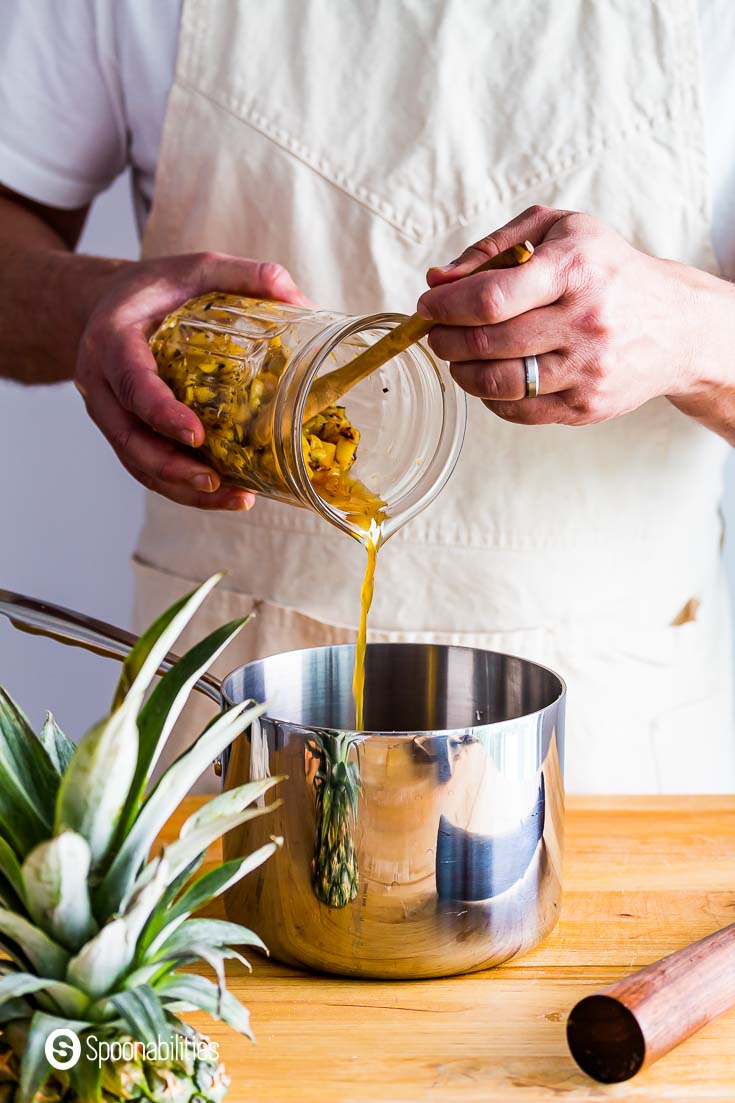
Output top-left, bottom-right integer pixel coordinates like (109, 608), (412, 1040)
(218, 640), (567, 737)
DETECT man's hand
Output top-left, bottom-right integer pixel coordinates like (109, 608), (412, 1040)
(75, 253), (311, 510)
(418, 205), (735, 440)
(0, 187), (312, 509)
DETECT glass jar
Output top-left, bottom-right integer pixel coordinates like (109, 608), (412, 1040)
(150, 293), (466, 542)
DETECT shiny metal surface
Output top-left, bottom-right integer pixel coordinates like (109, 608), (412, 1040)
(524, 354), (540, 398)
(222, 643), (565, 979)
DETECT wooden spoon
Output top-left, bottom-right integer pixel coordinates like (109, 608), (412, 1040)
(252, 240), (533, 444)
(302, 239), (534, 421)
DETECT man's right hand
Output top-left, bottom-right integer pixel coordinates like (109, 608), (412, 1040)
(75, 252), (311, 510)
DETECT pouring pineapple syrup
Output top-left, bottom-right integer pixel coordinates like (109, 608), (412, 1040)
(150, 242), (531, 727)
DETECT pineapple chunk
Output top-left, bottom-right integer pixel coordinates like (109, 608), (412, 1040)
(307, 436), (337, 470)
(152, 293), (384, 519)
(249, 377), (265, 410)
(335, 436), (358, 469)
(193, 385), (217, 403)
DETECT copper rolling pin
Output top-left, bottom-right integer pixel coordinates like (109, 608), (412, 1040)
(302, 239), (534, 422)
(566, 920), (735, 1083)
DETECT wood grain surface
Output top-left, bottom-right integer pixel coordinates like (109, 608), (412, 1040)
(159, 795), (735, 1102)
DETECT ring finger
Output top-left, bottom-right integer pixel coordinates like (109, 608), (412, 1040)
(450, 352), (569, 402)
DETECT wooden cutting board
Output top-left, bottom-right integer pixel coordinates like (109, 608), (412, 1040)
(161, 795), (735, 1102)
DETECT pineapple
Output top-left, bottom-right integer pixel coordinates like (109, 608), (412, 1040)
(0, 575), (280, 1102)
(309, 732), (362, 908)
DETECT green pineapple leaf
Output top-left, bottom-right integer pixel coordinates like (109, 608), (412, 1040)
(150, 918), (267, 962)
(0, 691), (57, 856)
(0, 973), (89, 1019)
(111, 573), (222, 713)
(54, 701), (139, 869)
(154, 939), (249, 975)
(94, 700), (266, 919)
(121, 795), (275, 939)
(21, 833), (98, 951)
(65, 916), (132, 1002)
(19, 1010), (92, 1103)
(32, 985), (91, 1020)
(116, 616), (250, 844)
(178, 777), (280, 838)
(0, 910), (69, 980)
(150, 800), (279, 897)
(37, 713), (75, 777)
(154, 973), (253, 1039)
(118, 960), (177, 992)
(0, 690), (59, 813)
(67, 1034), (104, 1103)
(67, 859), (170, 1000)
(142, 839), (281, 952)
(0, 791), (44, 864)
(135, 854), (205, 950)
(0, 838), (26, 904)
(158, 942), (229, 1014)
(0, 973), (62, 1002)
(0, 998), (32, 1023)
(0, 879), (25, 915)
(109, 986), (173, 1048)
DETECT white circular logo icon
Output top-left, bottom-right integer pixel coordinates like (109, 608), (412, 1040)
(45, 1028), (81, 1070)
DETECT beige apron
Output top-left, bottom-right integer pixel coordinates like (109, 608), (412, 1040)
(136, 0), (734, 793)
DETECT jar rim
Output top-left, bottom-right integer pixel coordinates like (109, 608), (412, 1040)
(284, 312), (467, 541)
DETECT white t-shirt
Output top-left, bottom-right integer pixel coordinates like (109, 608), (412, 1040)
(1, 0), (734, 275)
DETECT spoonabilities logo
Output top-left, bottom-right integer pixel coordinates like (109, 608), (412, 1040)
(45, 1028), (81, 1070)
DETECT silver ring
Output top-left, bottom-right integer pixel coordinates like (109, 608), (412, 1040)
(523, 355), (540, 399)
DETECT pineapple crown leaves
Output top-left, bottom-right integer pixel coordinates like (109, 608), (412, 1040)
(141, 837), (283, 958)
(0, 692), (57, 855)
(93, 705), (271, 920)
(54, 573), (231, 875)
(37, 713), (74, 777)
(0, 576), (284, 1103)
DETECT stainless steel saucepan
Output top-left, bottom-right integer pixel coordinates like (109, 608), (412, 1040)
(0, 590), (566, 979)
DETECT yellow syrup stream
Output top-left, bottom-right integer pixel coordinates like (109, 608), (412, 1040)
(352, 517), (383, 730)
(150, 293), (392, 731)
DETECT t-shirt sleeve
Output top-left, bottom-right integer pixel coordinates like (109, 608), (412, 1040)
(0, 0), (128, 209)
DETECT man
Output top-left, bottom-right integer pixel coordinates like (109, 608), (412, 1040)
(1, 0), (734, 791)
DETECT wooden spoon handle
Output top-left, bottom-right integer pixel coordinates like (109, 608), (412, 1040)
(302, 240), (534, 422)
(567, 920), (735, 1083)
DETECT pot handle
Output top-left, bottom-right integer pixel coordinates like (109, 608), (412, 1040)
(0, 589), (223, 705)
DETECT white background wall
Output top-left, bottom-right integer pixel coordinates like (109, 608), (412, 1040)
(3, 174), (735, 743)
